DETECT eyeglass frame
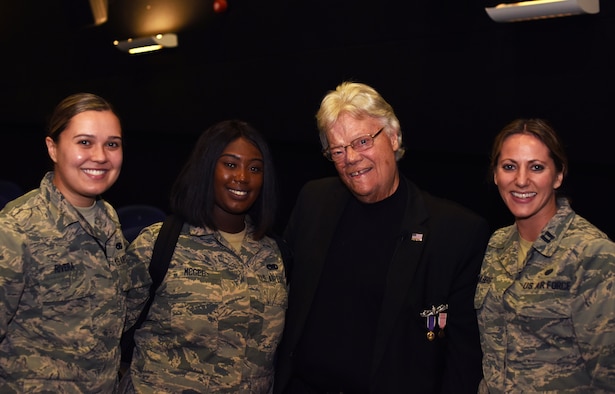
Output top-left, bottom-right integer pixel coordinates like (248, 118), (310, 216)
(322, 127), (385, 162)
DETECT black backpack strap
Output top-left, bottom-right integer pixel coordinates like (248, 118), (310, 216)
(134, 214), (184, 329)
(120, 214), (184, 368)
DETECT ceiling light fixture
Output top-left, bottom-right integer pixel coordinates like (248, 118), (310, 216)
(89, 0), (109, 26)
(485, 0), (599, 22)
(113, 33), (178, 55)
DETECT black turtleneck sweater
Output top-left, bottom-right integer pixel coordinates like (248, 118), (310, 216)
(294, 180), (407, 393)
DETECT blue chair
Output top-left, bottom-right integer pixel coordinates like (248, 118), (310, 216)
(117, 204), (167, 242)
(0, 180), (24, 209)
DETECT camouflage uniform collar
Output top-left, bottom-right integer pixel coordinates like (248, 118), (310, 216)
(188, 216), (256, 239)
(531, 198), (574, 258)
(40, 171), (83, 228)
(488, 198), (574, 257)
(488, 224), (517, 250)
(212, 218), (264, 256)
(40, 172), (115, 240)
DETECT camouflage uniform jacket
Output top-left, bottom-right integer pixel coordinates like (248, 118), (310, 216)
(475, 198), (615, 393)
(0, 172), (135, 393)
(126, 219), (288, 393)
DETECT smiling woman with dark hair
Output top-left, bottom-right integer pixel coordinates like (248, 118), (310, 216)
(121, 119), (288, 393)
(475, 118), (615, 393)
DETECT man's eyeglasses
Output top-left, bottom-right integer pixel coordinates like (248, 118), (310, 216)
(323, 127), (384, 162)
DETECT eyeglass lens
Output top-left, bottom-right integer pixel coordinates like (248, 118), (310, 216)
(325, 127), (383, 161)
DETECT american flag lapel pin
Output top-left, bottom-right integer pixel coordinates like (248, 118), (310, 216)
(411, 233), (424, 242)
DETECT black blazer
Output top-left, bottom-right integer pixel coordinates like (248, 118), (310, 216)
(274, 176), (491, 394)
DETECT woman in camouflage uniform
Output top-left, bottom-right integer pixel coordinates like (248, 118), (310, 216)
(475, 118), (615, 393)
(122, 120), (288, 393)
(0, 93), (136, 393)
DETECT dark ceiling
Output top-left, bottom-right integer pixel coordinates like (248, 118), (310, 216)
(1, 0), (614, 235)
(1, 0), (613, 146)
(1, 1), (495, 134)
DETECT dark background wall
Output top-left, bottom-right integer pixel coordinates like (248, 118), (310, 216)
(1, 0), (613, 237)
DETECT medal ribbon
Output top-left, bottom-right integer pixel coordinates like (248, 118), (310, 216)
(427, 315), (436, 331)
(438, 312), (447, 330)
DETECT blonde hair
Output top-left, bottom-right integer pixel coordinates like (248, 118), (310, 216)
(316, 81), (405, 161)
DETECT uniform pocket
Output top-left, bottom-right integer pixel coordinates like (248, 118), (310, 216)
(39, 265), (97, 352)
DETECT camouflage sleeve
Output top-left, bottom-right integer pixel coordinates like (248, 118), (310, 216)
(123, 224), (159, 330)
(572, 237), (615, 390)
(0, 224), (26, 341)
